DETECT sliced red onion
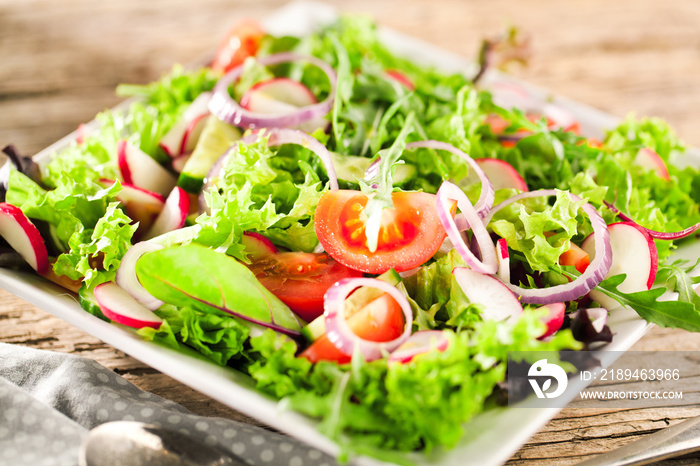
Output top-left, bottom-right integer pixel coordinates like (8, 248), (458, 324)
(485, 190), (613, 304)
(241, 128), (339, 191)
(436, 181), (498, 274)
(324, 277), (413, 361)
(364, 157), (380, 180)
(209, 52), (336, 130)
(604, 201), (700, 240)
(407, 141), (495, 223)
(115, 241), (165, 310)
(496, 238), (510, 283)
(387, 330), (449, 364)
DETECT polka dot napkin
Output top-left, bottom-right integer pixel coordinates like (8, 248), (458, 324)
(0, 343), (338, 466)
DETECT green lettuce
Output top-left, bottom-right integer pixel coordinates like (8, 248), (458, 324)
(196, 135), (326, 254)
(490, 190), (587, 272)
(52, 201), (136, 287)
(247, 312), (579, 456)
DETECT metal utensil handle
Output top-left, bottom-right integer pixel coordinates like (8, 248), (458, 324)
(576, 416), (700, 466)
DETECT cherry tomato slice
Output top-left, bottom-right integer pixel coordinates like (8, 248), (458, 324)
(299, 293), (405, 364)
(247, 252), (362, 322)
(211, 20), (265, 73)
(314, 190), (447, 274)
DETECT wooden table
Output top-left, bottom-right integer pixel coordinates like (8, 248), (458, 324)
(2, 0), (700, 464)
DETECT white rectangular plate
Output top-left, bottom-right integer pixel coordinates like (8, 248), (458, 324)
(3, 2), (699, 465)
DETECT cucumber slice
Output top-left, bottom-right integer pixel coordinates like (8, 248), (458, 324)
(78, 284), (109, 322)
(177, 116), (241, 194)
(301, 268), (402, 342)
(329, 152), (416, 189)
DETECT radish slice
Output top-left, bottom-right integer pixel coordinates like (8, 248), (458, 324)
(323, 277), (413, 362)
(581, 221), (658, 310)
(117, 140), (176, 196)
(436, 181), (498, 274)
(94, 281), (163, 329)
(496, 238), (510, 283)
(406, 140), (495, 221)
(142, 187), (190, 241)
(240, 78), (327, 133)
(634, 147), (670, 182)
(241, 231), (277, 261)
(159, 92), (211, 158)
(241, 128), (339, 191)
(100, 179), (165, 235)
(115, 241), (165, 311)
(0, 202), (49, 275)
(171, 153), (191, 174)
(537, 302), (565, 339)
(388, 330), (449, 364)
(473, 158), (528, 192)
(209, 52), (336, 130)
(603, 201), (699, 240)
(453, 267), (523, 322)
(385, 69), (415, 91)
(484, 190), (613, 305)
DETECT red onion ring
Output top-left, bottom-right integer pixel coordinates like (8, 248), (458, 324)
(324, 277), (413, 361)
(209, 52), (336, 130)
(604, 201), (700, 240)
(406, 141), (495, 224)
(484, 190), (612, 304)
(436, 181), (498, 274)
(241, 128), (339, 191)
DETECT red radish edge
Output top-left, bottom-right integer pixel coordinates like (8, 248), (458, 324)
(117, 139), (176, 196)
(179, 113), (209, 156)
(94, 281), (163, 329)
(385, 69), (415, 91)
(242, 232), (278, 261)
(142, 187), (190, 241)
(634, 147), (670, 182)
(474, 158), (528, 192)
(582, 221), (658, 291)
(537, 302), (565, 340)
(0, 203), (49, 275)
(117, 139), (133, 185)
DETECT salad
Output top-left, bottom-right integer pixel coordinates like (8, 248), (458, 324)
(1, 13), (700, 462)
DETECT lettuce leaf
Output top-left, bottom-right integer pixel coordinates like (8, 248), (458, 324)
(490, 190), (587, 272)
(247, 312), (579, 455)
(197, 136), (326, 254)
(52, 202), (136, 287)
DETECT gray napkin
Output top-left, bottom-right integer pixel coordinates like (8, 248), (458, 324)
(0, 343), (337, 466)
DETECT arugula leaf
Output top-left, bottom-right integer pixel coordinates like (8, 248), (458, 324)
(596, 275), (700, 332)
(359, 112), (416, 252)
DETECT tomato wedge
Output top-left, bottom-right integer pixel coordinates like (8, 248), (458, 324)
(210, 20), (265, 73)
(247, 252), (362, 322)
(314, 190), (447, 274)
(300, 293), (405, 364)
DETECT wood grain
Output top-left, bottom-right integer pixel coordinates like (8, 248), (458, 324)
(2, 0), (700, 464)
